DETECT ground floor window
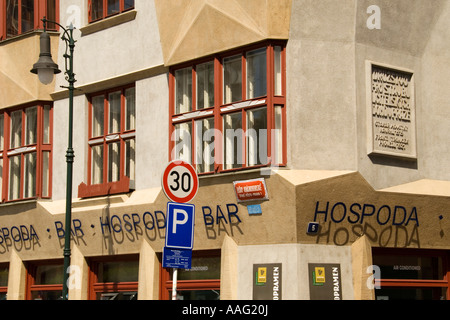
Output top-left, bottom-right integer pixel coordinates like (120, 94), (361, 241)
(160, 250), (221, 300)
(372, 248), (450, 300)
(0, 264), (8, 300)
(25, 261), (63, 300)
(88, 255), (139, 300)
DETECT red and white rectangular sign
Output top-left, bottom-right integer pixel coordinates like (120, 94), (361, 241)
(233, 178), (269, 202)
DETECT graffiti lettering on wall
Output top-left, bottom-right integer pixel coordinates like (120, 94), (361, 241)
(312, 201), (420, 247)
(0, 203), (242, 254)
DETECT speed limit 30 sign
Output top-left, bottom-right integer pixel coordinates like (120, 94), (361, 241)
(162, 160), (199, 203)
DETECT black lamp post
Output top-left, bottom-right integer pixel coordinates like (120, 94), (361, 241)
(31, 18), (76, 300)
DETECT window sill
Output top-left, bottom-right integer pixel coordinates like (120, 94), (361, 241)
(80, 10), (137, 36)
(78, 177), (131, 199)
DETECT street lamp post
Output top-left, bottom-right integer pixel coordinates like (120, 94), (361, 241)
(31, 18), (76, 300)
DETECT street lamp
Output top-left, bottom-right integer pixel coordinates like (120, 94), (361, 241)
(31, 18), (76, 300)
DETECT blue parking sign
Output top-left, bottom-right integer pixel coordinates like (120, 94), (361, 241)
(165, 202), (195, 250)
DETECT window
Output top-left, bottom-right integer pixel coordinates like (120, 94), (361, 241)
(89, 0), (135, 23)
(88, 255), (139, 300)
(0, 264), (8, 300)
(79, 85), (135, 198)
(160, 250), (221, 300)
(0, 104), (52, 203)
(26, 261), (63, 300)
(169, 42), (287, 174)
(372, 248), (450, 300)
(1, 0), (58, 40)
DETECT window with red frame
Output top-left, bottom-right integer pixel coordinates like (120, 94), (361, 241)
(25, 261), (63, 300)
(160, 250), (221, 300)
(89, 0), (135, 23)
(88, 255), (139, 300)
(1, 0), (58, 41)
(169, 41), (286, 174)
(372, 248), (450, 300)
(78, 85), (135, 198)
(0, 103), (52, 203)
(0, 264), (8, 300)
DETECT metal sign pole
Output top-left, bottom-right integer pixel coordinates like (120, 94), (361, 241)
(172, 268), (178, 300)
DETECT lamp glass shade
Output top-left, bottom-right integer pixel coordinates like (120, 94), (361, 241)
(38, 68), (55, 85)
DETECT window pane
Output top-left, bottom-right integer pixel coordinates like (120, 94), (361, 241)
(97, 260), (139, 283)
(98, 292), (137, 300)
(375, 287), (446, 301)
(91, 0), (103, 21)
(195, 118), (214, 173)
(109, 91), (121, 134)
(0, 265), (8, 287)
(273, 106), (284, 165)
(42, 151), (50, 197)
(373, 254), (444, 280)
(21, 0), (34, 33)
(107, 0), (120, 15)
(0, 114), (4, 150)
(173, 256), (221, 281)
(43, 105), (51, 144)
(125, 87), (136, 131)
(10, 110), (22, 149)
(197, 62), (215, 110)
(46, 0), (57, 30)
(24, 152), (36, 198)
(274, 46), (283, 96)
(31, 291), (62, 300)
(8, 155), (21, 200)
(92, 96), (104, 137)
(174, 122), (192, 164)
(35, 264), (63, 285)
(224, 113), (243, 169)
(25, 107), (37, 145)
(175, 68), (192, 114)
(171, 290), (220, 301)
(247, 48), (267, 99)
(6, 0), (19, 37)
(0, 159), (3, 200)
(108, 142), (120, 183)
(223, 55), (242, 104)
(124, 0), (134, 10)
(247, 107), (267, 166)
(91, 145), (104, 185)
(125, 139), (135, 186)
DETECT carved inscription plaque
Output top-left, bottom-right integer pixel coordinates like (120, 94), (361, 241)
(370, 65), (416, 158)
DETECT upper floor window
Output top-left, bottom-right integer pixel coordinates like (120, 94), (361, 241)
(89, 0), (135, 23)
(1, 0), (58, 41)
(0, 103), (53, 203)
(169, 41), (286, 174)
(78, 85), (136, 198)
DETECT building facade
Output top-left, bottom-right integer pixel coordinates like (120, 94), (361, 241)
(0, 0), (449, 300)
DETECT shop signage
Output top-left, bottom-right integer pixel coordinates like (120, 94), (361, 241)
(162, 160), (199, 203)
(253, 263), (282, 300)
(308, 263), (342, 300)
(233, 178), (269, 203)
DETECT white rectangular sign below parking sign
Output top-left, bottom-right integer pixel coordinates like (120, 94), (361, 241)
(165, 202), (195, 250)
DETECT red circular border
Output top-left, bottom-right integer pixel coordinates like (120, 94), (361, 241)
(162, 160), (199, 203)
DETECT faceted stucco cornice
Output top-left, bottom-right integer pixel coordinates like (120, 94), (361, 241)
(154, 0), (292, 66)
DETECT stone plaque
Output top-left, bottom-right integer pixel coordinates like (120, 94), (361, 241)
(368, 63), (417, 158)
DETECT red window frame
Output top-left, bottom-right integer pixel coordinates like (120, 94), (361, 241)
(0, 103), (53, 203)
(168, 41), (287, 175)
(78, 84), (135, 198)
(373, 248), (450, 300)
(88, 0), (135, 23)
(0, 0), (59, 41)
(88, 255), (139, 300)
(25, 260), (63, 300)
(159, 250), (221, 300)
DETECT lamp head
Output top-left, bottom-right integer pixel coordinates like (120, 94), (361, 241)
(31, 31), (61, 85)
